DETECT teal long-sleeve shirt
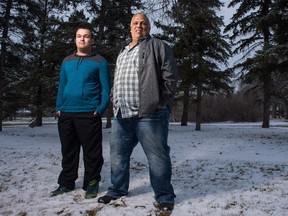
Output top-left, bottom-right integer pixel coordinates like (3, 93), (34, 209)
(56, 52), (111, 115)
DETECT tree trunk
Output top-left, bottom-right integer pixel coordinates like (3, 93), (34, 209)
(285, 103), (288, 119)
(261, 0), (272, 128)
(181, 87), (189, 126)
(34, 0), (48, 127)
(262, 73), (271, 128)
(271, 102), (276, 118)
(97, 0), (107, 40)
(98, 0), (113, 129)
(195, 85), (202, 131)
(105, 102), (113, 128)
(36, 83), (43, 126)
(0, 0), (12, 131)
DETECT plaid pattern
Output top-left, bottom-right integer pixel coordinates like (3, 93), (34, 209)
(113, 44), (140, 118)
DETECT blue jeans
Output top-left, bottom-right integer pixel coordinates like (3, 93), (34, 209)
(107, 108), (176, 204)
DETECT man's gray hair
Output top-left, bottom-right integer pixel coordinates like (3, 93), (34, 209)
(130, 13), (151, 28)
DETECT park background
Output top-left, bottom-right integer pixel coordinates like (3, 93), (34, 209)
(1, 0), (288, 131)
(1, 1), (288, 215)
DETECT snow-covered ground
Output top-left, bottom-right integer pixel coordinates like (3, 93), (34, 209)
(1, 119), (288, 216)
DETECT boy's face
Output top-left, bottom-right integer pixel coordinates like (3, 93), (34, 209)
(75, 28), (94, 50)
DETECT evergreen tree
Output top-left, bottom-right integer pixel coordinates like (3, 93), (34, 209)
(12, 0), (72, 126)
(155, 0), (233, 130)
(0, 0), (32, 129)
(0, 0), (13, 131)
(271, 0), (288, 118)
(225, 0), (288, 128)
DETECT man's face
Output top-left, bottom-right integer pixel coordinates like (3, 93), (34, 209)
(75, 28), (94, 50)
(130, 14), (150, 41)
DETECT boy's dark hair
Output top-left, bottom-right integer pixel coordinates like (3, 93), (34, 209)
(75, 24), (94, 38)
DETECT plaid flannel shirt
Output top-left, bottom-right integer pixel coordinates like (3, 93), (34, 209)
(113, 44), (140, 118)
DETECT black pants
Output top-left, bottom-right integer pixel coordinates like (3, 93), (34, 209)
(57, 112), (103, 190)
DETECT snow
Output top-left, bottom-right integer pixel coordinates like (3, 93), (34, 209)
(1, 118), (288, 216)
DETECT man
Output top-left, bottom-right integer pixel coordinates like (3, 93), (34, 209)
(98, 13), (177, 211)
(51, 25), (111, 199)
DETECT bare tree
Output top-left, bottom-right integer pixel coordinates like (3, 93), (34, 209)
(0, 0), (12, 131)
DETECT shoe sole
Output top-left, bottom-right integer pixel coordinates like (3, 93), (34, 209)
(50, 189), (73, 197)
(85, 194), (98, 199)
(153, 202), (174, 211)
(98, 196), (117, 204)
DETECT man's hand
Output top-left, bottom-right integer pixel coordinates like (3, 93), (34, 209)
(56, 111), (61, 117)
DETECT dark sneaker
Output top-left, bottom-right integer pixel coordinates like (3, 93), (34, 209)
(50, 186), (73, 196)
(98, 195), (117, 204)
(85, 180), (99, 199)
(154, 202), (174, 211)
